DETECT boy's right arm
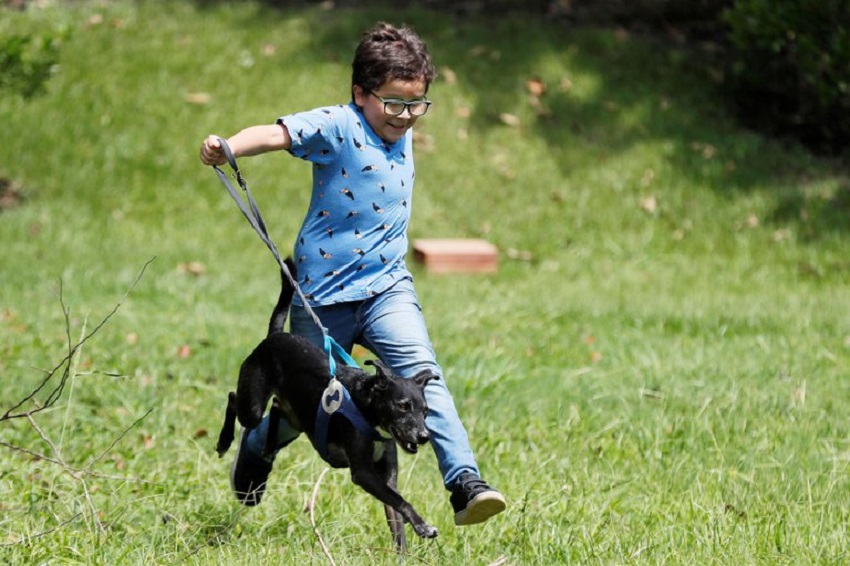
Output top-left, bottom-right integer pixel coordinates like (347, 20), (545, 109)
(200, 123), (292, 166)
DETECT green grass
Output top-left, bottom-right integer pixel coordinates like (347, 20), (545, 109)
(2, 1), (850, 564)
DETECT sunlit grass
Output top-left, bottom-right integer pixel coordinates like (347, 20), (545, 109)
(1, 1), (849, 564)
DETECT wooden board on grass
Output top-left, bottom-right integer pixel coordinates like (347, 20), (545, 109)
(412, 239), (498, 273)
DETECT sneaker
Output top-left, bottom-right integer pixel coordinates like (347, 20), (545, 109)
(230, 428), (273, 506)
(450, 473), (506, 526)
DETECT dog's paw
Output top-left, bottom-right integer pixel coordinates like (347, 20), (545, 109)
(412, 522), (438, 539)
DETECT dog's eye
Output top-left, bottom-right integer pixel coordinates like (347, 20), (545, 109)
(398, 400), (412, 412)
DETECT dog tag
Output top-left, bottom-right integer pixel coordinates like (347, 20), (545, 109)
(321, 379), (344, 414)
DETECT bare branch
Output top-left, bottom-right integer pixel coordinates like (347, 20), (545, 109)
(2, 257), (155, 421)
(85, 408), (154, 472)
(0, 440), (65, 467)
(0, 513), (83, 548)
(0, 259), (157, 541)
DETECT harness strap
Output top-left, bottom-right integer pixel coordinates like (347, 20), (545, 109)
(324, 334), (358, 376)
(314, 379), (388, 462)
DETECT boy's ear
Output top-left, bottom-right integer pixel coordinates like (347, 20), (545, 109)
(352, 84), (368, 107)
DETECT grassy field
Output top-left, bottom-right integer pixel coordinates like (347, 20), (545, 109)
(2, 1), (850, 564)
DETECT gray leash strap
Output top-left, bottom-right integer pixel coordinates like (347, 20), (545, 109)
(211, 137), (326, 333)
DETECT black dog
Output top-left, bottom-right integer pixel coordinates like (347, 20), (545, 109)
(215, 259), (439, 550)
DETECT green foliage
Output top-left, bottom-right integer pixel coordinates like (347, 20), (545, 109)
(564, 0), (731, 28)
(723, 0), (850, 152)
(0, 27), (64, 97)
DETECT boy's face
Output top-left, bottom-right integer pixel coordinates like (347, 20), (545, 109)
(353, 77), (428, 144)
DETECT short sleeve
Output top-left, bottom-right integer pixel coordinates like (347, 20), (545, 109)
(278, 106), (346, 166)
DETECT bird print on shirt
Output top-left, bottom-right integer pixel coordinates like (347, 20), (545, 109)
(287, 104), (416, 304)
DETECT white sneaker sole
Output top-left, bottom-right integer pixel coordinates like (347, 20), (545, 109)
(454, 490), (507, 526)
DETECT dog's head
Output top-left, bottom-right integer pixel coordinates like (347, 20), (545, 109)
(365, 360), (438, 454)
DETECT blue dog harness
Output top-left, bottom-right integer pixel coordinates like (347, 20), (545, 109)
(314, 336), (388, 462)
(211, 141), (385, 463)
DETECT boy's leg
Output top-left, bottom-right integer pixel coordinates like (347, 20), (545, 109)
(289, 300), (359, 351)
(231, 410), (301, 506)
(358, 278), (505, 525)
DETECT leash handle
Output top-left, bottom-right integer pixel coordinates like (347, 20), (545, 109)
(215, 135), (240, 171)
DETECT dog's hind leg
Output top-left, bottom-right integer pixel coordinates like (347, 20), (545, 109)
(384, 504), (407, 553)
(216, 392), (238, 457)
(262, 398), (282, 460)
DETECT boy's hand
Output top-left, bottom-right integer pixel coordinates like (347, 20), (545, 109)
(200, 135), (227, 166)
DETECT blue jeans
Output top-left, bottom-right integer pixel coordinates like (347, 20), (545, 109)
(244, 277), (480, 489)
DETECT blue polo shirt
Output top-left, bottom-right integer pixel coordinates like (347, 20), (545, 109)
(278, 103), (415, 306)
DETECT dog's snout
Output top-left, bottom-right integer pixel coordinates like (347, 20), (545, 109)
(417, 430), (430, 444)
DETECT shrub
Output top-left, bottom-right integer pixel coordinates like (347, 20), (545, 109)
(0, 28), (64, 98)
(722, 0), (850, 153)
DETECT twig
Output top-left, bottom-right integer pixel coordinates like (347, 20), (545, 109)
(2, 258), (155, 421)
(0, 259), (156, 541)
(0, 439), (156, 485)
(306, 467), (335, 566)
(0, 513), (83, 547)
(27, 414), (104, 533)
(0, 440), (65, 466)
(85, 408), (153, 471)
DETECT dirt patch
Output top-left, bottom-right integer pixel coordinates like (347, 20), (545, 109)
(0, 178), (25, 211)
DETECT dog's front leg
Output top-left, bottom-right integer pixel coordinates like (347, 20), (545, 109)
(378, 442), (407, 552)
(384, 504), (407, 553)
(347, 442), (438, 540)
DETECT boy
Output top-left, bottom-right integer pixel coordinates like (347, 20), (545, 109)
(200, 22), (505, 527)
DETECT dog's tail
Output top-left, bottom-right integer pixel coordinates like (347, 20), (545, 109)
(267, 257), (297, 336)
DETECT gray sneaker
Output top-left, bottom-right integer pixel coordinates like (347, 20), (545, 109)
(450, 473), (506, 526)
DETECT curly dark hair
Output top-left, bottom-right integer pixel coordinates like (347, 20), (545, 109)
(351, 22), (437, 96)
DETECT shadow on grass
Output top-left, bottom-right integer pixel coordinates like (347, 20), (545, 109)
(191, 0), (850, 238)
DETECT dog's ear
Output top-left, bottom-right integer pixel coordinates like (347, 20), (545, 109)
(412, 369), (439, 388)
(365, 359), (392, 376)
(365, 359), (393, 390)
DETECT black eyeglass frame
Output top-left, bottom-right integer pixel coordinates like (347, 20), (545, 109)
(365, 90), (433, 117)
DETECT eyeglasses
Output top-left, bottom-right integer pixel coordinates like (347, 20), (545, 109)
(367, 90), (432, 117)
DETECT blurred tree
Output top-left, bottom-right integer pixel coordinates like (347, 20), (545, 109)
(723, 0), (850, 153)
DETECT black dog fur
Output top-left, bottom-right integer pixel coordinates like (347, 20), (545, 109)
(215, 259), (439, 550)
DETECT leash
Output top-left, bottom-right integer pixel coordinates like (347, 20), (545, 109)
(210, 138), (380, 459)
(211, 138), (361, 374)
